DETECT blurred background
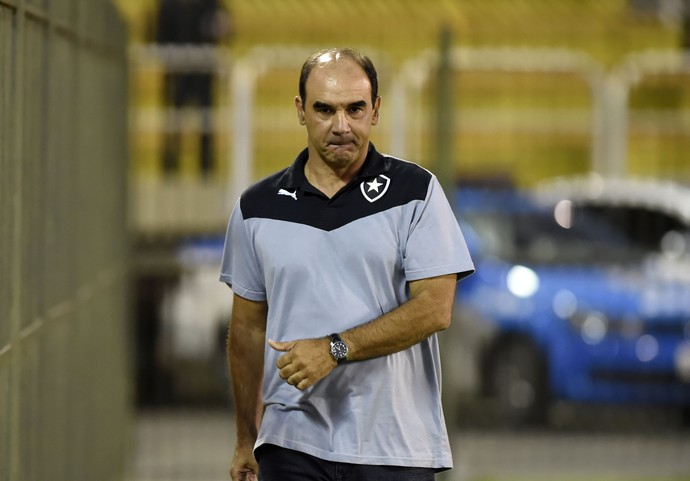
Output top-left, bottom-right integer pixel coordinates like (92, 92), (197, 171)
(2, 0), (690, 480)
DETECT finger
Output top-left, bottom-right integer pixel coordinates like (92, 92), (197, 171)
(287, 372), (302, 387)
(287, 371), (317, 390)
(275, 351), (293, 369)
(279, 366), (322, 389)
(279, 364), (296, 380)
(268, 339), (293, 352)
(296, 377), (313, 391)
(231, 467), (257, 481)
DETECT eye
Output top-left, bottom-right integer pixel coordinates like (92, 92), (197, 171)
(315, 105), (333, 114)
(348, 105), (366, 117)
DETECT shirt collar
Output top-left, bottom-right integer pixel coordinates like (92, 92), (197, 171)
(277, 143), (390, 190)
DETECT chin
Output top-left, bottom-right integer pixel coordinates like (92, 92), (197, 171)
(323, 149), (354, 164)
(327, 156), (354, 169)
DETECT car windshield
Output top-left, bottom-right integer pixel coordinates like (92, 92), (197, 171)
(461, 205), (645, 265)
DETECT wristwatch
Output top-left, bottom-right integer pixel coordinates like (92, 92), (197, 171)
(328, 333), (349, 364)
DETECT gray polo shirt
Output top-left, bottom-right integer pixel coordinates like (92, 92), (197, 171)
(220, 144), (474, 470)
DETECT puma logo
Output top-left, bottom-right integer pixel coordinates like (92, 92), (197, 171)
(278, 189), (297, 200)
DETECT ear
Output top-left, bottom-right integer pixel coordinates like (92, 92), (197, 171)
(294, 96), (306, 125)
(371, 96), (381, 126)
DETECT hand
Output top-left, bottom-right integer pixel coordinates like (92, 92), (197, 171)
(268, 337), (337, 390)
(230, 444), (258, 481)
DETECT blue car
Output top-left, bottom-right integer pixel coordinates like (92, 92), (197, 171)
(452, 187), (690, 425)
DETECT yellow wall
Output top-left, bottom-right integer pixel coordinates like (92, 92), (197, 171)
(117, 0), (688, 188)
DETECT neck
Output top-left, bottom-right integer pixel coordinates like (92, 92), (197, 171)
(304, 161), (350, 198)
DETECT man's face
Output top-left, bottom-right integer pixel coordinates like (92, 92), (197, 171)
(295, 56), (380, 171)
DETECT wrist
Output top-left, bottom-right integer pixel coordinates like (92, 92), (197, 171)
(328, 333), (349, 364)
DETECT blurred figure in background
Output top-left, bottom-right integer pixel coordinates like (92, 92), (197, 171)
(220, 48), (475, 481)
(156, 0), (232, 177)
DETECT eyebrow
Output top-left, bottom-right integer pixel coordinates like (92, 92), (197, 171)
(312, 100), (368, 110)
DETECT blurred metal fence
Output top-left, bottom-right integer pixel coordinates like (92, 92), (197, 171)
(0, 1), (130, 480)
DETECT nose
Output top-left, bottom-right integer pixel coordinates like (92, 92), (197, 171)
(332, 110), (351, 134)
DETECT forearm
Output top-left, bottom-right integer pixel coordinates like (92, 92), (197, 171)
(341, 274), (456, 362)
(268, 275), (457, 391)
(227, 296), (267, 444)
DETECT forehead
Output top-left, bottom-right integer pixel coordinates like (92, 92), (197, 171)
(305, 58), (372, 103)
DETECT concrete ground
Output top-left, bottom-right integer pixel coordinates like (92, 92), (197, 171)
(125, 407), (690, 481)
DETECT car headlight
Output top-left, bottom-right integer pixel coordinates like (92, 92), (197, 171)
(506, 265), (539, 298)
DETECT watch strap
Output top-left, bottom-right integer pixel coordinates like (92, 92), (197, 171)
(329, 333), (343, 343)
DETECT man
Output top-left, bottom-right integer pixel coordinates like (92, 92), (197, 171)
(219, 48), (474, 481)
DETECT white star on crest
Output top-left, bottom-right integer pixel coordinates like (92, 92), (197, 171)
(367, 178), (383, 192)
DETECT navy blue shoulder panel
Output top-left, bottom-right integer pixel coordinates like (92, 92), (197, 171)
(240, 155), (432, 232)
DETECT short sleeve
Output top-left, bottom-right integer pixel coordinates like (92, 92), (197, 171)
(219, 199), (267, 301)
(403, 176), (475, 282)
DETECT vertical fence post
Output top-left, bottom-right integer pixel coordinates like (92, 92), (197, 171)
(604, 74), (629, 177)
(389, 74), (408, 159)
(229, 60), (256, 204)
(8, 0), (25, 479)
(435, 27), (455, 197)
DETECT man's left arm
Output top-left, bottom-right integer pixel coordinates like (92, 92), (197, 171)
(268, 273), (456, 390)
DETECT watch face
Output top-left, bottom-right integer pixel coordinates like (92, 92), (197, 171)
(331, 341), (348, 360)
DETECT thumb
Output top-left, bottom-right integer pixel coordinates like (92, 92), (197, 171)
(268, 339), (295, 352)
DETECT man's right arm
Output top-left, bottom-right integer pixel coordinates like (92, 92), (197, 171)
(227, 293), (268, 481)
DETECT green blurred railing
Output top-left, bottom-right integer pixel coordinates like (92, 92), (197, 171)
(0, 1), (131, 480)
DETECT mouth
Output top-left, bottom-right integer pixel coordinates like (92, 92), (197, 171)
(327, 140), (355, 149)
